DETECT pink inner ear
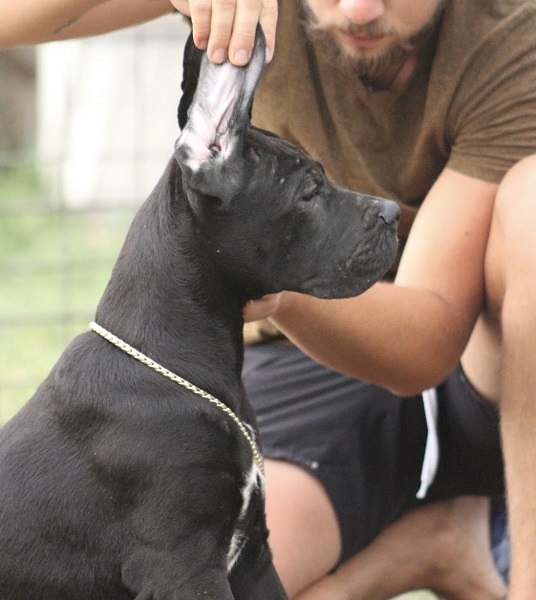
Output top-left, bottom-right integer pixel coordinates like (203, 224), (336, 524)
(175, 28), (265, 175)
(176, 61), (243, 172)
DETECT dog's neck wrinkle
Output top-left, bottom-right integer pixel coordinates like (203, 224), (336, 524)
(95, 170), (247, 404)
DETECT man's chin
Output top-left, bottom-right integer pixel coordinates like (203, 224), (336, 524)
(327, 33), (407, 77)
(336, 35), (392, 67)
(304, 23), (399, 76)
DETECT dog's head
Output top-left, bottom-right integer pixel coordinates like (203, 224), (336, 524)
(174, 28), (399, 300)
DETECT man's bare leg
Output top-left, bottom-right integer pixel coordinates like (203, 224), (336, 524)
(294, 497), (506, 600)
(264, 459), (342, 598)
(264, 460), (506, 599)
(484, 154), (536, 597)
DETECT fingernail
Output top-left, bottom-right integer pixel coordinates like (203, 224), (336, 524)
(233, 49), (250, 65)
(211, 48), (227, 63)
(265, 46), (273, 62)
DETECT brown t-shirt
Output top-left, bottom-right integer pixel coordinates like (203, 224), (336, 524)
(246, 0), (536, 343)
(254, 0), (536, 230)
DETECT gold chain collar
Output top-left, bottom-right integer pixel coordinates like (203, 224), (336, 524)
(89, 322), (264, 475)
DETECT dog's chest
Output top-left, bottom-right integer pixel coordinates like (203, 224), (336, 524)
(227, 460), (265, 571)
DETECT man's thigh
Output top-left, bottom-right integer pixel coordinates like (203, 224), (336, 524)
(427, 364), (504, 500)
(263, 459), (341, 597)
(243, 342), (428, 559)
(244, 342), (504, 534)
(483, 153), (536, 593)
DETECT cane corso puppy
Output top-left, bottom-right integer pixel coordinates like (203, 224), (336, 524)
(0, 27), (399, 599)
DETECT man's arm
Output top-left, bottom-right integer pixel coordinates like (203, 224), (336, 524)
(0, 0), (173, 47)
(0, 0), (276, 65)
(262, 168), (497, 396)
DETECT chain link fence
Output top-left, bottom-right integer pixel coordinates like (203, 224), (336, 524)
(0, 16), (189, 422)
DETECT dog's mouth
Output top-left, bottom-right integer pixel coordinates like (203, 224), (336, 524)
(346, 234), (397, 274)
(296, 266), (380, 300)
(327, 233), (399, 297)
(298, 278), (372, 300)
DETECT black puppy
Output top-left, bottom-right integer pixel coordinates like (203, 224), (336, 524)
(0, 29), (399, 599)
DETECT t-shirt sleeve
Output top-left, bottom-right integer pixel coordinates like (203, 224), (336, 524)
(446, 8), (536, 182)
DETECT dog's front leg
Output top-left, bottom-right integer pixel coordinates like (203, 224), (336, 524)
(229, 538), (288, 600)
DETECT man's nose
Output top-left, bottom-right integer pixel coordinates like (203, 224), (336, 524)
(338, 0), (385, 25)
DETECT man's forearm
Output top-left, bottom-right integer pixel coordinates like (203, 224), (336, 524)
(0, 0), (173, 48)
(271, 283), (475, 396)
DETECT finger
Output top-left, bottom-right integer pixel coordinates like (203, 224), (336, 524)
(258, 0), (278, 62)
(206, 0), (238, 63)
(227, 0), (277, 65)
(189, 0), (213, 50)
(243, 294), (281, 322)
(227, 0), (262, 66)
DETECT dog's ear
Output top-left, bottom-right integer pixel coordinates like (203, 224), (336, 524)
(174, 25), (266, 202)
(177, 32), (202, 131)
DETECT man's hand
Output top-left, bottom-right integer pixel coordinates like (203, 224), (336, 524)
(171, 0), (277, 65)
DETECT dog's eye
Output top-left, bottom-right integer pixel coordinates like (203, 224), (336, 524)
(301, 190), (317, 202)
(301, 178), (320, 202)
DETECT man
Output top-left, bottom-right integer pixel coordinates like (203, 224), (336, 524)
(236, 1), (535, 598)
(3, 0), (536, 598)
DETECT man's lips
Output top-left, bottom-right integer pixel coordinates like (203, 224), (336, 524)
(339, 31), (388, 48)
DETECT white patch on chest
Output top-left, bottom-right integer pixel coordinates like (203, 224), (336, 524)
(227, 460), (265, 571)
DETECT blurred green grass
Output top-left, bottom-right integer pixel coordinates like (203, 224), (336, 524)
(0, 165), (136, 422)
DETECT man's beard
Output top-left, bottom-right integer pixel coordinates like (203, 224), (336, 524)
(299, 0), (447, 78)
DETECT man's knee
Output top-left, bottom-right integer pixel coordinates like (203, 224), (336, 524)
(490, 154), (536, 343)
(487, 155), (536, 294)
(495, 154), (536, 236)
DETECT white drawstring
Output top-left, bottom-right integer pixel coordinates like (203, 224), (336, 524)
(416, 387), (439, 499)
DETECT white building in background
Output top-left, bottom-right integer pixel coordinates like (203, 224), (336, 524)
(37, 16), (190, 208)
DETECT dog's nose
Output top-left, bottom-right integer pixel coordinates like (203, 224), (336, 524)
(379, 201), (400, 226)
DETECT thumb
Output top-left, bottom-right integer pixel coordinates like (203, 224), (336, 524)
(243, 293), (282, 322)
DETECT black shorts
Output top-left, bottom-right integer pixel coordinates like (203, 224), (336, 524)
(242, 342), (504, 562)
